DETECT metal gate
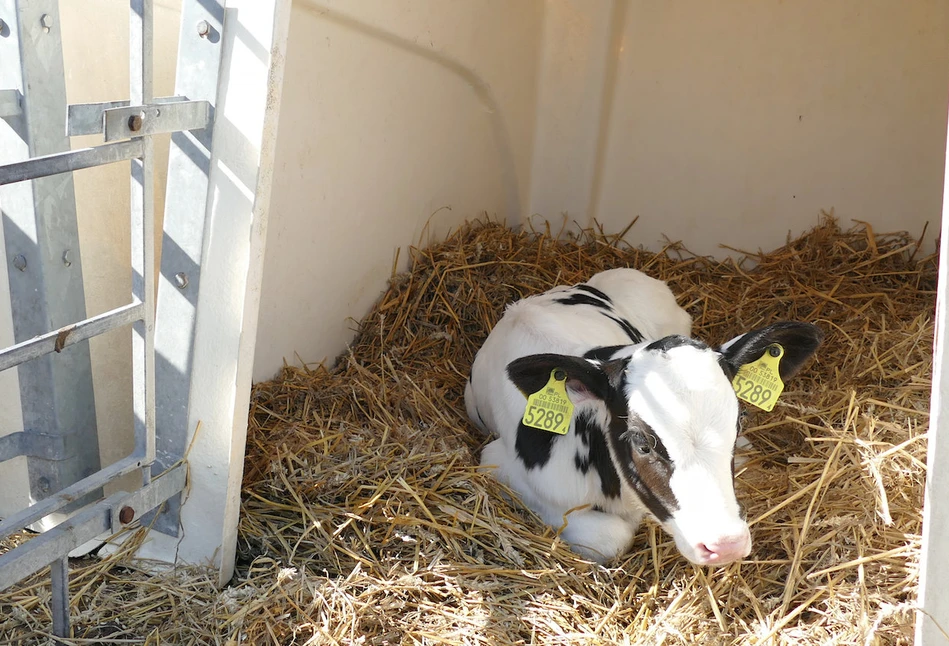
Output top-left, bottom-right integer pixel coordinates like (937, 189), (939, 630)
(0, 0), (223, 638)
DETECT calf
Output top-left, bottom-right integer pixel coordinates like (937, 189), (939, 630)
(464, 268), (822, 565)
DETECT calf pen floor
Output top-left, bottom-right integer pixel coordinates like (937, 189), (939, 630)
(0, 214), (937, 645)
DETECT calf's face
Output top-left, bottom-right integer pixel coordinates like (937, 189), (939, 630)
(506, 321), (823, 566)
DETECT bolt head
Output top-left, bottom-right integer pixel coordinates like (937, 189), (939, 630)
(37, 477), (51, 494)
(174, 272), (189, 289)
(63, 249), (72, 267)
(128, 113), (144, 132)
(196, 20), (210, 37)
(119, 506), (135, 524)
(40, 13), (52, 28)
(12, 254), (26, 271)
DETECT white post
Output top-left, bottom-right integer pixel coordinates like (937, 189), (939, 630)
(916, 105), (949, 645)
(125, 0), (292, 587)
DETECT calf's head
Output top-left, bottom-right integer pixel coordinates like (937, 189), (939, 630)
(507, 321), (823, 566)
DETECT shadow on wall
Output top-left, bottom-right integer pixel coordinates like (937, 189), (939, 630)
(295, 0), (521, 220)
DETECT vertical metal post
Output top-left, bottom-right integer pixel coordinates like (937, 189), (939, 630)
(49, 555), (69, 640)
(130, 0), (156, 486)
(146, 0), (225, 535)
(0, 0), (101, 524)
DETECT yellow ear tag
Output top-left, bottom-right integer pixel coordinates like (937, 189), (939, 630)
(732, 344), (785, 412)
(522, 368), (575, 435)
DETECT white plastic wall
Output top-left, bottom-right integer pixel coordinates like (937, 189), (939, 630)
(254, 0), (949, 381)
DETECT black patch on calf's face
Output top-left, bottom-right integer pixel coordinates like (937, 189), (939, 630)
(610, 418), (678, 522)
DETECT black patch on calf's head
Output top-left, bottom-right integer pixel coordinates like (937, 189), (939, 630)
(645, 335), (709, 353)
(718, 321), (824, 382)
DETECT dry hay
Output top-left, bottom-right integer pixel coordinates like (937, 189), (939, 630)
(0, 211), (938, 645)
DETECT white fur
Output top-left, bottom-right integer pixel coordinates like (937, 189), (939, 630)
(466, 268), (752, 565)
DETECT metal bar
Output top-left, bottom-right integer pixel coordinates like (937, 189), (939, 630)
(0, 301), (143, 372)
(0, 429), (80, 463)
(0, 464), (187, 592)
(0, 139), (143, 186)
(103, 99), (210, 142)
(50, 556), (69, 639)
(0, 88), (20, 117)
(67, 95), (186, 136)
(130, 0), (157, 475)
(0, 454), (142, 542)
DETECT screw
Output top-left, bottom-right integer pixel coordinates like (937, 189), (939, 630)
(62, 249), (72, 267)
(196, 20), (210, 37)
(12, 254), (26, 271)
(40, 13), (52, 33)
(118, 506), (135, 524)
(174, 272), (188, 289)
(128, 113), (143, 132)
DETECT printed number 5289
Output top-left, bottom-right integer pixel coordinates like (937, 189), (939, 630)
(733, 375), (772, 406)
(524, 406), (564, 430)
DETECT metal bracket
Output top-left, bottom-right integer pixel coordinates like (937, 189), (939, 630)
(66, 95), (184, 136)
(65, 96), (209, 139)
(0, 429), (82, 463)
(0, 88), (21, 118)
(103, 99), (209, 142)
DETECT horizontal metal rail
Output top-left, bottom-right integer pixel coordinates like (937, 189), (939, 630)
(0, 301), (143, 372)
(0, 429), (81, 463)
(0, 453), (144, 542)
(0, 88), (21, 118)
(0, 139), (143, 186)
(0, 464), (187, 592)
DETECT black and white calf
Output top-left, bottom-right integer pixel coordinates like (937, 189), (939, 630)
(465, 268), (822, 565)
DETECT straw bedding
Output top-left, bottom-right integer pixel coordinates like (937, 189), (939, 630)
(0, 212), (938, 645)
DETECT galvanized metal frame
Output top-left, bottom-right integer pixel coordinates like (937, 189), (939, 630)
(0, 0), (102, 527)
(0, 0), (215, 638)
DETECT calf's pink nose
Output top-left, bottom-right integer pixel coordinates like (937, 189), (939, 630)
(696, 534), (751, 565)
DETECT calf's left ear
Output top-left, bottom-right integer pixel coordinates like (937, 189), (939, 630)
(717, 321), (824, 382)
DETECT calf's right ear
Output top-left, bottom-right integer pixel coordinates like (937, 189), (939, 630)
(718, 321), (824, 382)
(506, 353), (625, 404)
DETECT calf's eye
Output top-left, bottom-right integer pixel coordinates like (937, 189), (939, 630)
(635, 443), (651, 456)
